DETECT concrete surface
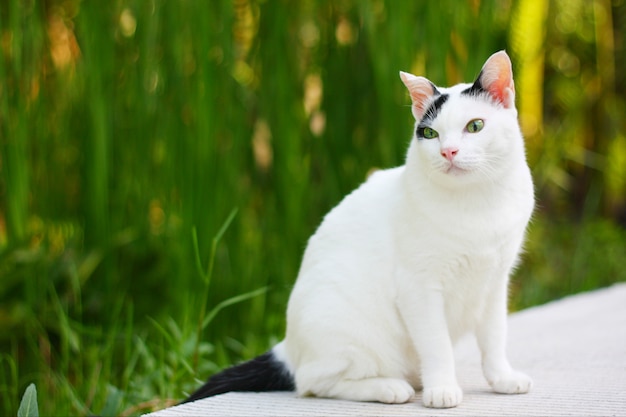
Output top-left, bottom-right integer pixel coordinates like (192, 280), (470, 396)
(146, 283), (626, 416)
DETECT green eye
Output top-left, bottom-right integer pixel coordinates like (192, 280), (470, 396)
(422, 127), (439, 139)
(466, 119), (484, 133)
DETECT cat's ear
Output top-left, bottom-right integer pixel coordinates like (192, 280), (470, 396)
(473, 50), (515, 108)
(400, 71), (437, 120)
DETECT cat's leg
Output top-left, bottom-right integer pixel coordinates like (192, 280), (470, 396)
(295, 358), (415, 404)
(326, 377), (416, 404)
(396, 281), (463, 408)
(476, 279), (533, 394)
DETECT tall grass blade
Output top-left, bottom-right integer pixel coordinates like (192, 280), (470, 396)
(201, 287), (268, 330)
(193, 208), (239, 367)
(192, 207), (238, 285)
(0, 350), (18, 414)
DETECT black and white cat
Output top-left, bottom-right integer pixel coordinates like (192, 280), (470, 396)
(184, 50), (534, 409)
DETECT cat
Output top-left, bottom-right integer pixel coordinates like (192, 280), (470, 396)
(183, 50), (534, 409)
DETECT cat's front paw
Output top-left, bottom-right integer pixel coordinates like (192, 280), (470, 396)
(488, 370), (533, 394)
(422, 385), (463, 408)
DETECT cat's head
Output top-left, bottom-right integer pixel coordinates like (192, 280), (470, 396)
(400, 51), (525, 189)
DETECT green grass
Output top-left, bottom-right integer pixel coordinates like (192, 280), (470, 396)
(1, 0), (625, 415)
(513, 216), (626, 310)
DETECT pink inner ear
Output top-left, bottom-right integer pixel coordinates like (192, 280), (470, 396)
(480, 51), (515, 108)
(399, 72), (436, 120)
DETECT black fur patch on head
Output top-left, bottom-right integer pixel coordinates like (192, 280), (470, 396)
(421, 93), (449, 122)
(461, 71), (487, 97)
(416, 92), (448, 138)
(182, 351), (294, 404)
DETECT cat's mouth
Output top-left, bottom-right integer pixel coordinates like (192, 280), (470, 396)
(445, 163), (469, 175)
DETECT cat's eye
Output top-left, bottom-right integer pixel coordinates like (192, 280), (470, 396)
(466, 119), (484, 133)
(421, 127), (439, 139)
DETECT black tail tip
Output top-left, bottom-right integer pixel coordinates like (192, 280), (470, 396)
(182, 351), (294, 404)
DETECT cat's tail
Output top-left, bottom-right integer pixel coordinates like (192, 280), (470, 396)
(181, 343), (294, 404)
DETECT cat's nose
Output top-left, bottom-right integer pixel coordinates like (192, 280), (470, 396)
(440, 147), (459, 161)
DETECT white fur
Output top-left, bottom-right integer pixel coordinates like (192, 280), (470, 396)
(273, 53), (534, 409)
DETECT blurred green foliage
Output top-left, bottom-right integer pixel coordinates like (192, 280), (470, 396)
(0, 0), (624, 415)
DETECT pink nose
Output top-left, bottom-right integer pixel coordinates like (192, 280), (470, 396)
(441, 147), (459, 161)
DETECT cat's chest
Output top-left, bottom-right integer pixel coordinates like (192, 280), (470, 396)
(405, 186), (531, 250)
(402, 210), (523, 257)
(394, 197), (526, 283)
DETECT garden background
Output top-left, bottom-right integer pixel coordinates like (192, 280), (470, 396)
(1, 0), (625, 415)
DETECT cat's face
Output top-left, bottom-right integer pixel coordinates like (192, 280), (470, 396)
(401, 51), (524, 189)
(412, 84), (521, 187)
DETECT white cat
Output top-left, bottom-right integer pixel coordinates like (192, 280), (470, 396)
(184, 50), (534, 409)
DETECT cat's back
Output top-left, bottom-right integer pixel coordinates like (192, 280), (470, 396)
(288, 165), (405, 303)
(305, 166), (404, 252)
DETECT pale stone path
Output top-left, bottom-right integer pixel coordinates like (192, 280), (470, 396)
(147, 283), (626, 416)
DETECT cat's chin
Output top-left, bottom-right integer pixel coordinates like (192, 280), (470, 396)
(431, 164), (485, 188)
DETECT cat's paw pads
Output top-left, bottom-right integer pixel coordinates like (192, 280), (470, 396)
(378, 379), (415, 404)
(489, 370), (533, 394)
(422, 385), (463, 408)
